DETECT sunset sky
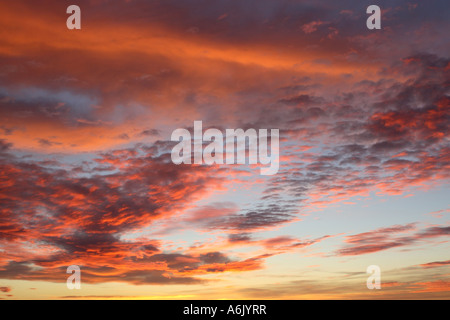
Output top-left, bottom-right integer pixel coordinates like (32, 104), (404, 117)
(0, 0), (449, 299)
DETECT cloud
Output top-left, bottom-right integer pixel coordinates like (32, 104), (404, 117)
(138, 129), (160, 137)
(0, 142), (255, 284)
(410, 280), (450, 293)
(207, 206), (298, 232)
(0, 139), (12, 152)
(337, 223), (450, 256)
(0, 0), (448, 296)
(419, 260), (450, 269)
(301, 20), (326, 34)
(260, 235), (331, 252)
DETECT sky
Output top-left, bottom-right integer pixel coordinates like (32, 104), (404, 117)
(0, 0), (449, 299)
